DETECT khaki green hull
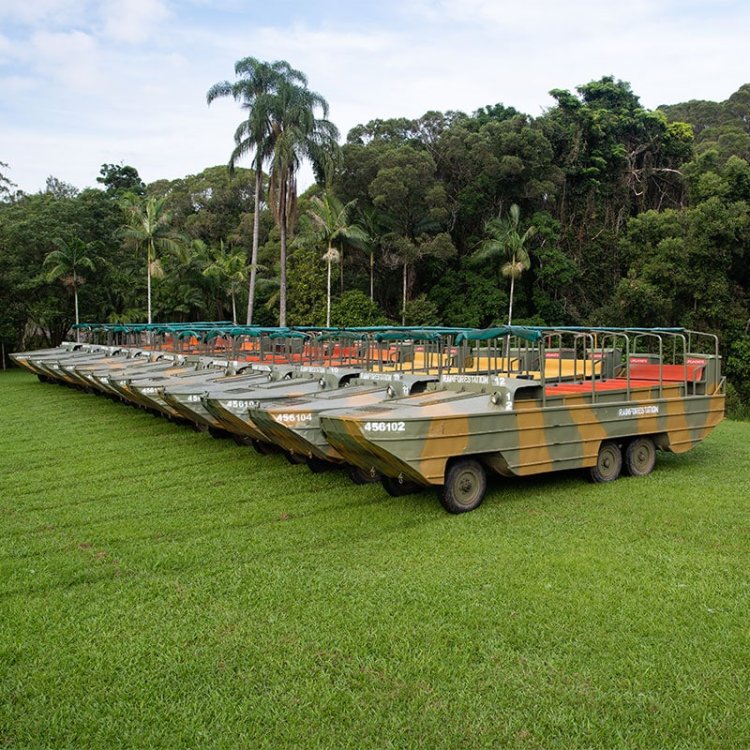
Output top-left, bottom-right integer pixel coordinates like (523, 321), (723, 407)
(321, 383), (725, 487)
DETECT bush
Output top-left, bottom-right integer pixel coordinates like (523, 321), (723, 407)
(330, 290), (390, 327)
(725, 381), (750, 421)
(402, 294), (439, 327)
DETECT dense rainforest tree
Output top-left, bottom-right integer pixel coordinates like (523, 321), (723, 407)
(97, 164), (146, 197)
(3, 78), (750, 413)
(1, 161), (17, 201)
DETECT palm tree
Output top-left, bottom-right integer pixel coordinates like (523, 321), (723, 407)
(475, 204), (536, 326)
(158, 239), (211, 322)
(202, 241), (249, 325)
(43, 237), (98, 340)
(357, 207), (382, 302)
(118, 196), (182, 324)
(263, 80), (340, 326)
(308, 194), (367, 327)
(207, 58), (306, 326)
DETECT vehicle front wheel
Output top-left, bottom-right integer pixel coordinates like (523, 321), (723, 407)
(381, 475), (421, 496)
(347, 465), (379, 484)
(589, 441), (622, 483)
(307, 456), (332, 473)
(208, 426), (230, 440)
(232, 434), (253, 447)
(252, 439), (277, 455)
(624, 437), (656, 477)
(439, 458), (487, 513)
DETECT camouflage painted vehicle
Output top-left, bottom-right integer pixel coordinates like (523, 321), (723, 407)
(28, 346), (130, 385)
(81, 352), (187, 396)
(97, 327), (293, 416)
(249, 329), (471, 475)
(203, 365), (367, 449)
(162, 364), (295, 434)
(159, 327), (364, 433)
(203, 329), (472, 452)
(10, 342), (85, 375)
(10, 342), (97, 378)
(319, 327), (726, 513)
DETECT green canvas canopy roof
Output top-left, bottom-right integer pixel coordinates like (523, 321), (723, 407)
(455, 326), (542, 344)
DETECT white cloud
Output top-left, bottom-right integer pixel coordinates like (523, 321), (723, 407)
(30, 30), (100, 91)
(99, 0), (171, 44)
(1, 0), (749, 195)
(0, 0), (87, 27)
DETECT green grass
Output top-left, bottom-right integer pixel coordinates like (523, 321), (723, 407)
(1, 368), (749, 749)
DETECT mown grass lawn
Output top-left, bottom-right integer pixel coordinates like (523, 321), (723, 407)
(1, 368), (749, 749)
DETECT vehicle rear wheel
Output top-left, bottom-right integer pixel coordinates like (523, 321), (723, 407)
(439, 458), (487, 513)
(252, 439), (277, 455)
(624, 437), (656, 477)
(232, 434), (253, 447)
(347, 465), (379, 484)
(589, 441), (622, 483)
(307, 456), (331, 473)
(284, 451), (307, 465)
(381, 475), (421, 496)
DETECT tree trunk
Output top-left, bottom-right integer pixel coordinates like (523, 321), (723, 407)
(73, 271), (80, 343)
(370, 252), (374, 302)
(402, 262), (408, 326)
(339, 246), (344, 294)
(326, 251), (332, 328)
(246, 165), (262, 325)
(278, 170), (288, 327)
(508, 273), (515, 326)
(505, 272), (516, 363)
(231, 292), (237, 326)
(147, 242), (152, 325)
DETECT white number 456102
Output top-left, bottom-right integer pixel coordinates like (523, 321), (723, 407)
(364, 421), (406, 433)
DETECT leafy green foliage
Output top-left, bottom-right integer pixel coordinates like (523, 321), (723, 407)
(330, 290), (389, 327)
(3, 76), (750, 407)
(96, 163), (146, 197)
(402, 293), (438, 326)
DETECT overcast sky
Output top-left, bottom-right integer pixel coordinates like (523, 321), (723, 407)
(1, 0), (747, 195)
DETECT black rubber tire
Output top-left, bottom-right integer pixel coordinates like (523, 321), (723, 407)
(37, 374), (49, 383)
(252, 439), (277, 455)
(381, 475), (421, 497)
(347, 465), (379, 484)
(439, 458), (487, 513)
(208, 426), (230, 440)
(589, 441), (623, 483)
(284, 451), (307, 465)
(232, 434), (254, 447)
(307, 456), (331, 473)
(624, 437), (656, 477)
